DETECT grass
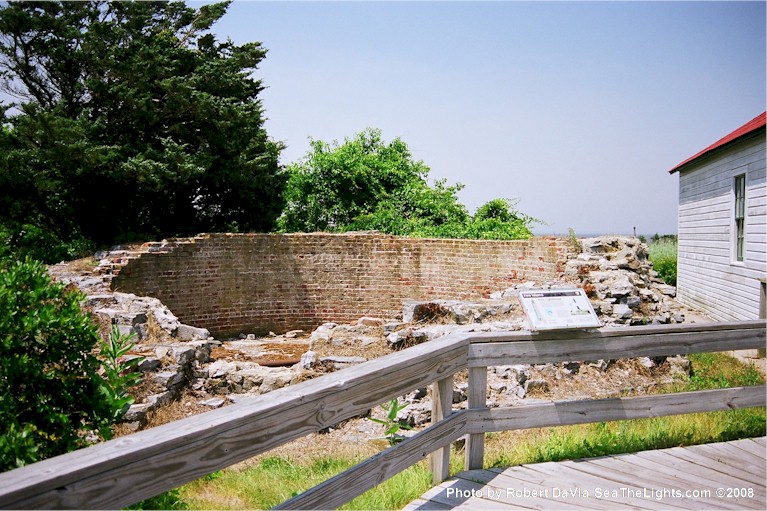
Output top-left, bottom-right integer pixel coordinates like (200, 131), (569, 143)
(135, 352), (764, 510)
(647, 237), (678, 285)
(173, 456), (433, 510)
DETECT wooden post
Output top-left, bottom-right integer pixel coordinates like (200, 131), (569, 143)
(429, 375), (454, 484)
(465, 366), (487, 470)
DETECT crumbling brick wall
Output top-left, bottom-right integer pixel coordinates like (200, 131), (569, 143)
(111, 233), (570, 337)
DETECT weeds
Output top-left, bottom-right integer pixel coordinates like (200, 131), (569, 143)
(98, 325), (144, 437)
(567, 227), (582, 253)
(126, 489), (187, 510)
(369, 399), (413, 446)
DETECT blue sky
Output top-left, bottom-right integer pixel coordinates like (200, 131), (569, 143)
(203, 0), (765, 235)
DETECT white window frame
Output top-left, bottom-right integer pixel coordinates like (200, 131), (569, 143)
(733, 173), (746, 263)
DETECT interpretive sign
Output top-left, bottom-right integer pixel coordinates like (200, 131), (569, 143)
(518, 288), (601, 331)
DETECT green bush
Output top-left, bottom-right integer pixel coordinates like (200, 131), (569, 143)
(280, 129), (538, 240)
(0, 257), (113, 472)
(648, 238), (677, 286)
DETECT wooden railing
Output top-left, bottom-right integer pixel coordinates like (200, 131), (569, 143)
(0, 320), (764, 509)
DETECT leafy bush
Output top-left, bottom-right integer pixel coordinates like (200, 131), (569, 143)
(281, 129), (538, 240)
(0, 257), (114, 471)
(279, 129), (434, 233)
(648, 238), (677, 286)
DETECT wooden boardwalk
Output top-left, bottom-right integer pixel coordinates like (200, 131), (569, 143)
(405, 437), (766, 510)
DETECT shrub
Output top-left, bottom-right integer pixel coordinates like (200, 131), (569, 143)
(0, 257), (113, 471)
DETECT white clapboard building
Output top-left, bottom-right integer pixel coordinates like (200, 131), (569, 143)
(669, 112), (766, 321)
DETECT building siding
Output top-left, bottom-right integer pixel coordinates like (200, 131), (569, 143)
(677, 135), (766, 321)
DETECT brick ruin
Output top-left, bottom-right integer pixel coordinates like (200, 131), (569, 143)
(109, 233), (571, 337)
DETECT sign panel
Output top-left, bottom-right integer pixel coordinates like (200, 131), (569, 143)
(518, 288), (601, 331)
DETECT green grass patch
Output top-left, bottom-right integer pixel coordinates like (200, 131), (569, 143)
(647, 237), (678, 285)
(175, 456), (431, 510)
(154, 353), (764, 510)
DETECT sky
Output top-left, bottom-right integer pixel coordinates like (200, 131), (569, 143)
(203, 1), (765, 235)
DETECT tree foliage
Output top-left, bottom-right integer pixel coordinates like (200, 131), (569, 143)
(280, 128), (538, 239)
(0, 1), (284, 261)
(279, 128), (432, 232)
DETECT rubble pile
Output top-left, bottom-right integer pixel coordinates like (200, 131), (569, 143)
(562, 236), (683, 325)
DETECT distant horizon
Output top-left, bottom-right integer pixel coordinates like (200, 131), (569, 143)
(533, 230), (677, 238)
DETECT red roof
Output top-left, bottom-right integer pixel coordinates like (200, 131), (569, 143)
(669, 112), (767, 174)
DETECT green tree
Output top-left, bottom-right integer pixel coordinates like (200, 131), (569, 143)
(281, 128), (537, 240)
(464, 198), (538, 240)
(279, 128), (431, 232)
(0, 1), (284, 260)
(346, 178), (471, 237)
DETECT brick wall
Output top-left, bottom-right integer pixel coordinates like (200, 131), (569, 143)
(112, 233), (571, 337)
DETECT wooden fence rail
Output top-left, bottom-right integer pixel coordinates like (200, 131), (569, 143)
(0, 320), (764, 510)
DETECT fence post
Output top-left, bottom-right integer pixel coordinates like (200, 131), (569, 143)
(465, 366), (487, 470)
(429, 374), (454, 484)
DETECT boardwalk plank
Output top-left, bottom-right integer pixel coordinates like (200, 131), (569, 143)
(521, 460), (692, 510)
(586, 453), (765, 507)
(583, 455), (730, 501)
(634, 448), (766, 490)
(690, 441), (766, 470)
(418, 478), (525, 510)
(652, 448), (766, 487)
(453, 470), (591, 510)
(402, 498), (453, 511)
(612, 448), (766, 494)
(407, 439), (767, 511)
(617, 450), (764, 498)
(492, 461), (656, 509)
(557, 457), (749, 510)
(728, 438), (767, 458)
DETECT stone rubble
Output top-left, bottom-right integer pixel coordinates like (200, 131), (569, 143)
(562, 236), (684, 326)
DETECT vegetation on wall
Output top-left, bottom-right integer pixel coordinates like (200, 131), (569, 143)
(279, 128), (538, 239)
(0, 1), (284, 262)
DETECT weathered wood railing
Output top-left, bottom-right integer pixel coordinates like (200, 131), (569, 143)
(0, 320), (764, 509)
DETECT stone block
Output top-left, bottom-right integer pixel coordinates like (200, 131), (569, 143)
(200, 398), (225, 409)
(171, 346), (196, 366)
(613, 303), (632, 319)
(357, 317), (384, 327)
(137, 358), (161, 372)
(176, 324), (210, 341)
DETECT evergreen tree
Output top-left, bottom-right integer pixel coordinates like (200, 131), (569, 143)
(0, 1), (284, 260)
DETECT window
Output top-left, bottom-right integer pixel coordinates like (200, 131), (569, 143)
(734, 174), (746, 262)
